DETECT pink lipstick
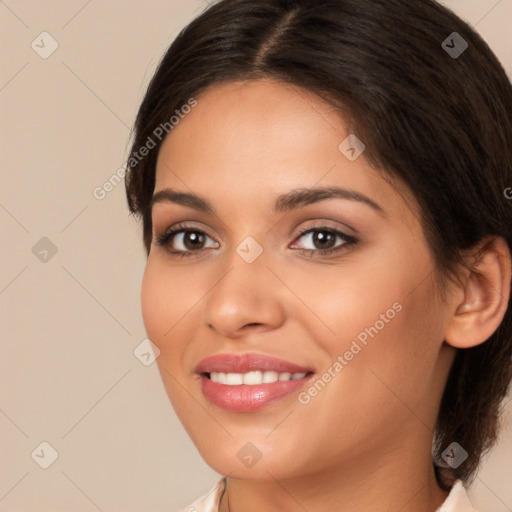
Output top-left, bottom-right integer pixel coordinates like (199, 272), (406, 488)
(195, 353), (314, 412)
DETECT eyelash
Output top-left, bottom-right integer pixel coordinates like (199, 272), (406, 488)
(154, 222), (359, 259)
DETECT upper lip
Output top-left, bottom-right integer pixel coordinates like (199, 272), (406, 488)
(195, 352), (314, 374)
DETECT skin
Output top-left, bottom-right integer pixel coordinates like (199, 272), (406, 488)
(141, 79), (511, 511)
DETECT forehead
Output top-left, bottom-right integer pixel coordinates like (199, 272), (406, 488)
(154, 79), (417, 221)
(157, 79), (344, 172)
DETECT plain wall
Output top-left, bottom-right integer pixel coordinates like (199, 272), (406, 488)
(1, 1), (511, 510)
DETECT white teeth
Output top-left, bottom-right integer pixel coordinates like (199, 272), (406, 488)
(225, 373), (243, 385)
(262, 371), (279, 383)
(243, 371), (263, 385)
(209, 371), (307, 385)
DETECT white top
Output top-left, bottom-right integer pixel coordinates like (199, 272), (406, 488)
(179, 478), (476, 511)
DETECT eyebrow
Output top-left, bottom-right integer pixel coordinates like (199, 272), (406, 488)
(149, 186), (385, 215)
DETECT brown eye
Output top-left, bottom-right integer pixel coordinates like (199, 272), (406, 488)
(155, 226), (219, 256)
(310, 230), (336, 250)
(291, 227), (358, 256)
(180, 231), (206, 250)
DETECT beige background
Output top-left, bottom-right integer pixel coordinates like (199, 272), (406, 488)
(1, 1), (511, 510)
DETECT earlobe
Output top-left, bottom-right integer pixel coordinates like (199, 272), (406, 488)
(444, 236), (511, 349)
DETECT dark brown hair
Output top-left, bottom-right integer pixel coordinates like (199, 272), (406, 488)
(125, 0), (512, 490)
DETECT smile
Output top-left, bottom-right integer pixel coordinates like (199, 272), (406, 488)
(195, 352), (315, 412)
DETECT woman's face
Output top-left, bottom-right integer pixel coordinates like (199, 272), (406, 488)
(142, 79), (457, 480)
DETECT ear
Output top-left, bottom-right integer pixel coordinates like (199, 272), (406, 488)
(444, 236), (511, 349)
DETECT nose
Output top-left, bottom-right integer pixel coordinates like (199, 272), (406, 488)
(203, 248), (286, 339)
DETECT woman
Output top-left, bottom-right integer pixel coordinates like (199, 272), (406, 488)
(124, 0), (512, 510)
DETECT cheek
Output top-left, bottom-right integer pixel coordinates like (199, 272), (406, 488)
(296, 293), (445, 467)
(274, 250), (413, 349)
(141, 259), (199, 413)
(140, 258), (197, 353)
(141, 260), (166, 343)
(334, 279), (445, 422)
(294, 249), (444, 418)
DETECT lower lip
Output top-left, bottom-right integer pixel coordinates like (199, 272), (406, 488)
(199, 374), (313, 412)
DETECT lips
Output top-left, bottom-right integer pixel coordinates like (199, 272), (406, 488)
(195, 352), (315, 412)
